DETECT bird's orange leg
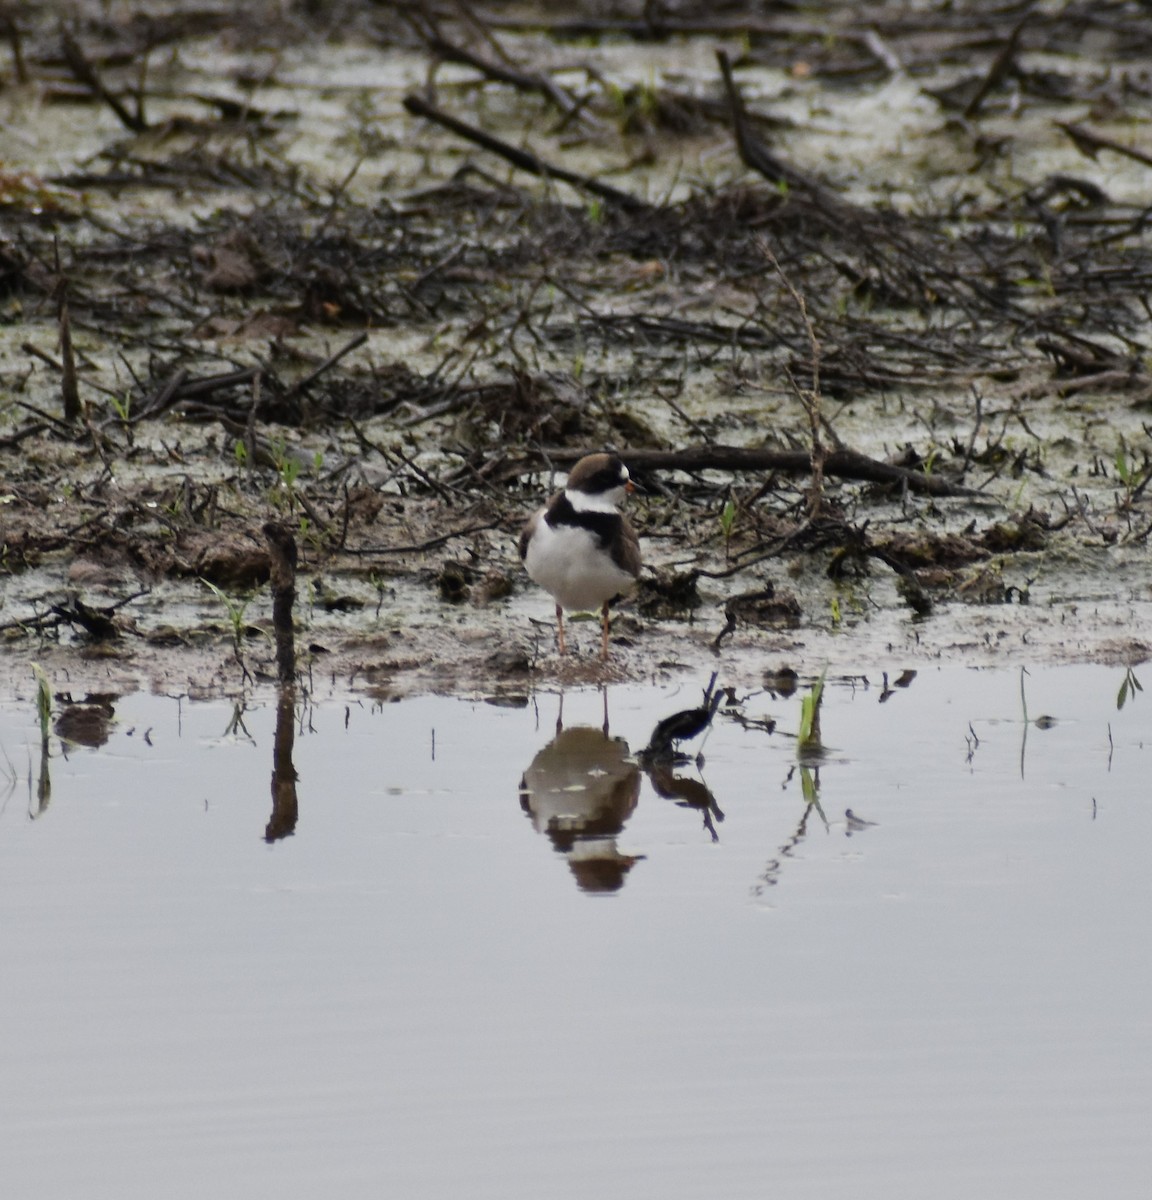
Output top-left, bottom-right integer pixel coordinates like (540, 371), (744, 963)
(556, 604), (567, 655)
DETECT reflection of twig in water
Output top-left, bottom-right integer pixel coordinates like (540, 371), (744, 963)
(223, 702), (255, 744)
(1019, 665), (1029, 780)
(0, 740), (17, 820)
(845, 809), (878, 836)
(633, 677), (727, 838)
(756, 767), (827, 894)
(645, 760), (724, 842)
(1016, 666), (1059, 777)
(723, 709), (777, 736)
(33, 736), (51, 818)
(879, 669), (918, 703)
(798, 765), (828, 829)
(266, 686), (299, 843)
(29, 665), (53, 818)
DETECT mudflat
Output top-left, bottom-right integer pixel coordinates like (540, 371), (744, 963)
(3, 2), (1151, 696)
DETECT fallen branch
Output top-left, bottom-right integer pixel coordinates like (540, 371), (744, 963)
(531, 445), (985, 498)
(716, 49), (836, 202)
(58, 298), (81, 423)
(402, 93), (647, 212)
(348, 521), (505, 556)
(286, 330), (368, 399)
(964, 10), (1032, 119)
(418, 24), (583, 121)
(60, 28), (147, 133)
(760, 239), (827, 516)
(130, 366), (262, 423)
(136, 367), (189, 420)
(175, 366), (262, 398)
(47, 589), (150, 640)
(1057, 121), (1152, 171)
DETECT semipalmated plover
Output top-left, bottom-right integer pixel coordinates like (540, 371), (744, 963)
(519, 453), (641, 659)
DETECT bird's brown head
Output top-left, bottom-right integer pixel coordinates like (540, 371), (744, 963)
(565, 453), (633, 506)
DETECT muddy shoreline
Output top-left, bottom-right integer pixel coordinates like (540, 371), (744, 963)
(3, 1), (1152, 699)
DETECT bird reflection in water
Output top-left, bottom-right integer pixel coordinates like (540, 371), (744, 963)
(29, 692), (121, 818)
(519, 691), (643, 893)
(520, 677), (730, 889)
(54, 693), (118, 750)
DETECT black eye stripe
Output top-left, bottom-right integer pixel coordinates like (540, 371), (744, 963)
(584, 465), (626, 492)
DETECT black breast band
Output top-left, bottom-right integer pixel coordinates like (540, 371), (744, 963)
(547, 493), (620, 550)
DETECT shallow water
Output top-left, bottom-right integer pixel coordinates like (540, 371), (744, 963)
(1, 665), (1150, 1199)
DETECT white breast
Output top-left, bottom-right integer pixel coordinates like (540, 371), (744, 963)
(524, 514), (636, 613)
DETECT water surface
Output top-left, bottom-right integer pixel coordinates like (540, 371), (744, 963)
(1, 665), (1149, 1199)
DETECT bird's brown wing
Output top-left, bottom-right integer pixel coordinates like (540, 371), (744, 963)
(612, 515), (642, 579)
(518, 510), (540, 561)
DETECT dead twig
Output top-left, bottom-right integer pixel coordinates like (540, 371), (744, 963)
(131, 367), (265, 425)
(1069, 486), (1107, 539)
(0, 421), (50, 449)
(415, 20), (583, 122)
(696, 522), (814, 584)
(402, 92), (647, 212)
(1057, 121), (1152, 172)
(135, 367), (189, 422)
(760, 239), (825, 517)
(964, 10), (1032, 119)
(716, 49), (834, 201)
(960, 384), (984, 475)
(244, 372), (260, 480)
(286, 331), (368, 400)
(348, 521), (504, 556)
(11, 399), (76, 435)
(2, 13), (28, 84)
(60, 27), (148, 133)
(57, 303), (80, 423)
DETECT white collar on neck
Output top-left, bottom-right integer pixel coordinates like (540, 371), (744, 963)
(565, 486), (620, 514)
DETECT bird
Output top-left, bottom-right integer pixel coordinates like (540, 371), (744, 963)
(519, 453), (641, 660)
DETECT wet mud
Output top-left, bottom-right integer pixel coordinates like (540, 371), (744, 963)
(3, 1), (1152, 698)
